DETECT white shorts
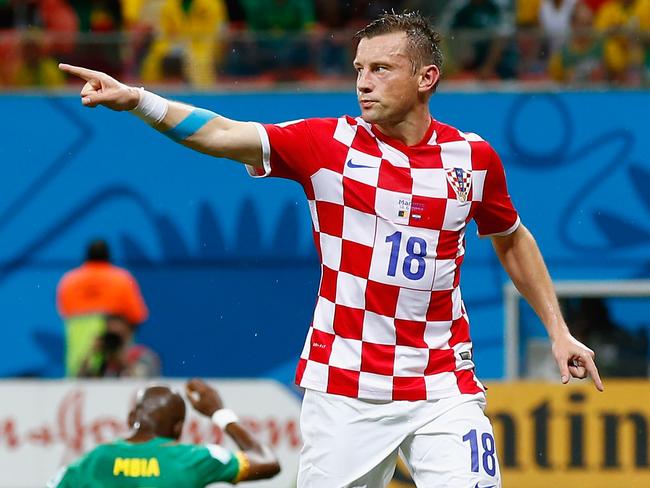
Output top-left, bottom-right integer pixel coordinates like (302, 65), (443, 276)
(298, 389), (501, 488)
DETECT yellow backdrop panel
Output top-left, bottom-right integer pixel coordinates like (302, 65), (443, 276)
(387, 380), (650, 488)
(485, 381), (650, 488)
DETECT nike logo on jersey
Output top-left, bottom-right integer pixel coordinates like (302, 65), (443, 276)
(474, 484), (496, 488)
(346, 159), (376, 169)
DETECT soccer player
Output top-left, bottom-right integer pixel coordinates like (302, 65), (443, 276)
(59, 11), (603, 488)
(47, 379), (280, 487)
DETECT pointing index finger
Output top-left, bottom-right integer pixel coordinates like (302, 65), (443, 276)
(585, 355), (604, 392)
(58, 63), (103, 81)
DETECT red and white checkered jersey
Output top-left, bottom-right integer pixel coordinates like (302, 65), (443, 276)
(247, 116), (520, 401)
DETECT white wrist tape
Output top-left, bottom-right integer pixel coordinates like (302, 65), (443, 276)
(130, 88), (168, 125)
(211, 409), (239, 430)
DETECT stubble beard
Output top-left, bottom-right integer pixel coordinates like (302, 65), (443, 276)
(359, 104), (385, 125)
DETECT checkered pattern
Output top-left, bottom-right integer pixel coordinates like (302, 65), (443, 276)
(248, 116), (520, 401)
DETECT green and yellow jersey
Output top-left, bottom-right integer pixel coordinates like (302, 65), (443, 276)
(48, 437), (249, 487)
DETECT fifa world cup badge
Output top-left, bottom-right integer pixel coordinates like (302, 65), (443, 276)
(446, 167), (472, 202)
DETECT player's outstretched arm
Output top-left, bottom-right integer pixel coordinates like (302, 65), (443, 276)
(58, 64), (263, 168)
(186, 379), (281, 481)
(491, 224), (604, 392)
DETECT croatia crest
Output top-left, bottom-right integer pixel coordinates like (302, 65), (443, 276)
(446, 167), (472, 202)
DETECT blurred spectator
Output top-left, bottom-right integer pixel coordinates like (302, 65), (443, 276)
(567, 298), (648, 376)
(312, 0), (354, 76)
(540, 0), (579, 53)
(315, 0), (406, 28)
(240, 0), (317, 31)
(68, 0), (124, 74)
(403, 0), (454, 21)
(349, 0), (406, 22)
(228, 0), (315, 80)
(0, 1), (18, 86)
(0, 0), (644, 87)
(583, 0), (611, 11)
(70, 0), (122, 32)
(140, 0), (228, 87)
(516, 0), (548, 79)
(594, 0), (650, 83)
(0, 0), (77, 87)
(223, 0), (246, 27)
(121, 0), (147, 28)
(56, 239), (148, 376)
(517, 0), (543, 26)
(451, 0), (518, 79)
(120, 0), (162, 34)
(38, 0), (79, 55)
(17, 0), (77, 87)
(78, 314), (161, 378)
(13, 28), (66, 87)
(118, 0), (158, 82)
(549, 1), (605, 81)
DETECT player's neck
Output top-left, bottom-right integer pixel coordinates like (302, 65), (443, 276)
(374, 107), (432, 147)
(125, 428), (157, 443)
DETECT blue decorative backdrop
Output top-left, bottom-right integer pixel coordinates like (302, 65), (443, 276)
(1, 91), (648, 382)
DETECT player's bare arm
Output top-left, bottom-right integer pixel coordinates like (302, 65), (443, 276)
(491, 224), (604, 392)
(185, 379), (281, 481)
(58, 63), (263, 168)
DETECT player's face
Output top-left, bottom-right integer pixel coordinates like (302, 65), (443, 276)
(354, 32), (421, 126)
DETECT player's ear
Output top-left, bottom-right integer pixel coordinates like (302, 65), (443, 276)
(173, 420), (184, 440)
(418, 64), (440, 94)
(127, 409), (136, 428)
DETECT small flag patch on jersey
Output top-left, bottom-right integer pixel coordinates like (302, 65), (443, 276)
(446, 167), (472, 202)
(410, 202), (425, 220)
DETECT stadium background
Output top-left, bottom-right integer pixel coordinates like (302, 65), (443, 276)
(0, 0), (649, 486)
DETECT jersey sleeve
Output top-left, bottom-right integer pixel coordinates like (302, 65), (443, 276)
(473, 147), (520, 237)
(188, 443), (243, 485)
(246, 118), (336, 185)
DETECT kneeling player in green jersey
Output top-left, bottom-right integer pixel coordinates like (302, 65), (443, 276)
(47, 379), (281, 487)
